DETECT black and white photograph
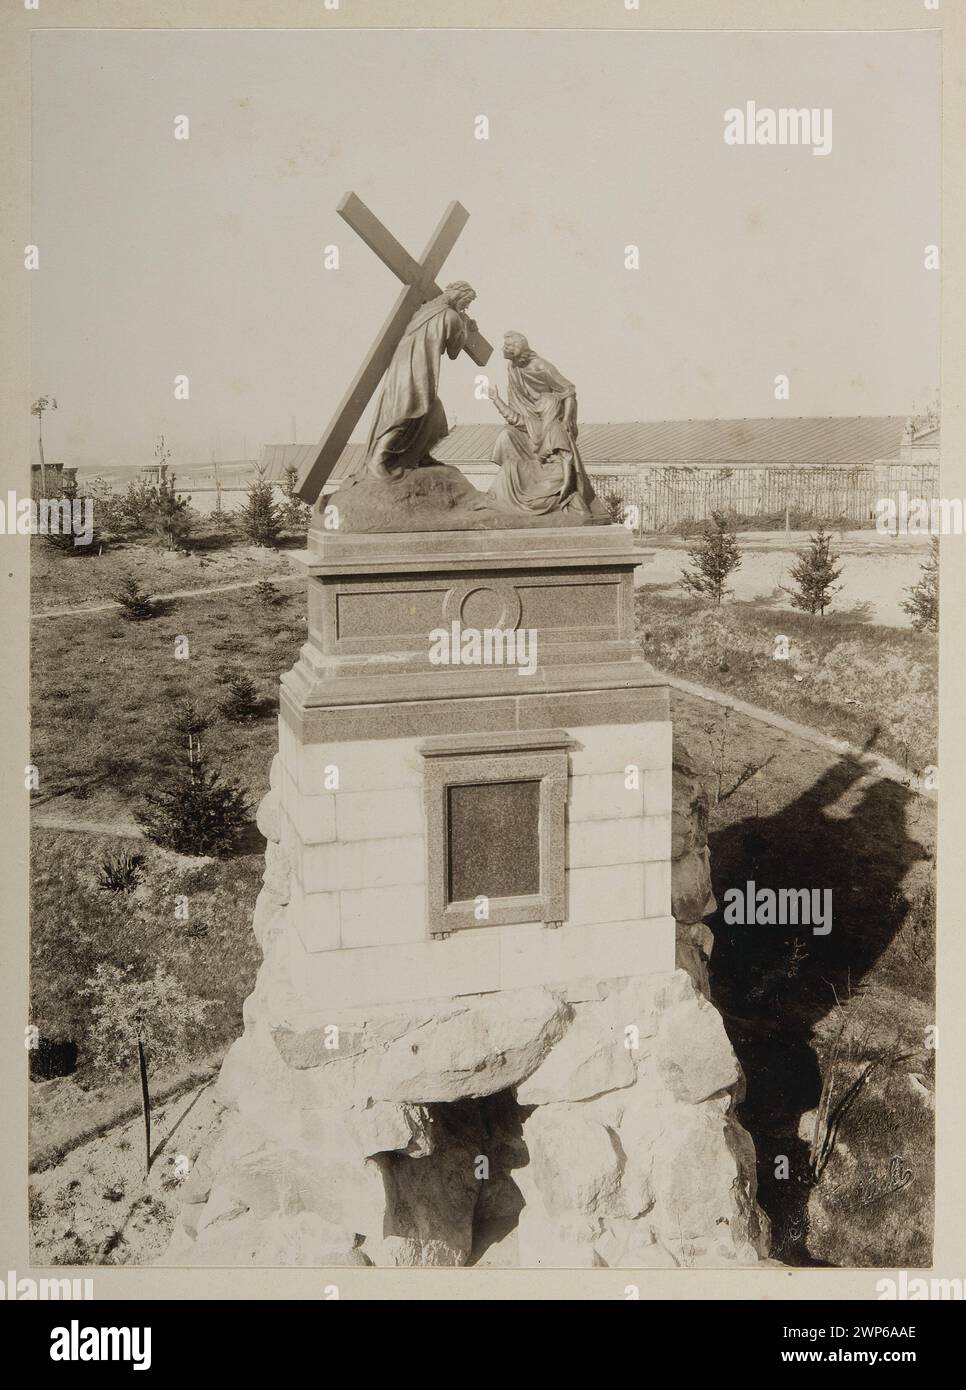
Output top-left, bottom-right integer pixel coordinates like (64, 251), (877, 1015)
(2, 0), (963, 1337)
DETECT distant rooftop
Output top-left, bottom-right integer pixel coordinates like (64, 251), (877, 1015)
(260, 416), (936, 485)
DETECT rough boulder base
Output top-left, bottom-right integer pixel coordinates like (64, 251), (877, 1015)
(329, 463), (609, 533)
(162, 745), (770, 1269)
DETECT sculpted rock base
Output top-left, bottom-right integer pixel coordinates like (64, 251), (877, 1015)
(164, 967), (767, 1268)
(162, 741), (769, 1269)
(329, 463), (609, 533)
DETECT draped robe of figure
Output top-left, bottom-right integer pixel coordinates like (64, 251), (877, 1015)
(488, 353), (597, 516)
(362, 295), (469, 479)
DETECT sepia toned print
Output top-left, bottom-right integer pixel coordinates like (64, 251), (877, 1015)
(22, 23), (939, 1281)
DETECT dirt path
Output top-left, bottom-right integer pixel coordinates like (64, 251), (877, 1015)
(31, 572), (303, 620)
(661, 673), (934, 798)
(32, 813), (144, 838)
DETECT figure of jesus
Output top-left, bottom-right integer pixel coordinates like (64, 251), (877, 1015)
(362, 281), (478, 480)
(486, 332), (599, 517)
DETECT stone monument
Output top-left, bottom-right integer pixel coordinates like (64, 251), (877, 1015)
(165, 194), (769, 1269)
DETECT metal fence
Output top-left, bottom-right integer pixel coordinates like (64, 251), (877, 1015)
(587, 461), (940, 532)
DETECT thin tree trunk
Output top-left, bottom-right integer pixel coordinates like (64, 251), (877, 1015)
(38, 427), (47, 496)
(138, 1037), (151, 1175)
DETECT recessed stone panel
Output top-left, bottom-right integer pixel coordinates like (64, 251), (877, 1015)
(335, 586), (448, 643)
(517, 578), (621, 638)
(446, 779), (541, 902)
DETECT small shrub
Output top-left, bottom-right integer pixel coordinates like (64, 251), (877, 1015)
(136, 751), (250, 857)
(136, 705), (249, 854)
(170, 700), (211, 739)
(114, 574), (158, 621)
(40, 486), (101, 557)
(219, 671), (261, 721)
(97, 850), (146, 893)
(680, 509), (742, 605)
(901, 537), (939, 633)
(599, 488), (625, 525)
(153, 471), (194, 551)
(237, 472), (282, 547)
(83, 962), (211, 1173)
(119, 477), (160, 533)
(253, 579), (280, 604)
(280, 464), (312, 534)
(784, 527), (843, 616)
(41, 522), (81, 556)
(87, 475), (128, 534)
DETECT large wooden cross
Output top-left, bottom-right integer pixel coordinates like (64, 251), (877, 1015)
(295, 192), (493, 503)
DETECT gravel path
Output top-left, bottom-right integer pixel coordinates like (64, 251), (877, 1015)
(31, 572), (303, 620)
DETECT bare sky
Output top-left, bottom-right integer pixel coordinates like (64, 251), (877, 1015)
(31, 28), (940, 468)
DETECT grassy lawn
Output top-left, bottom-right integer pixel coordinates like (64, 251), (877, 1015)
(31, 829), (264, 1087)
(29, 577), (301, 1170)
(638, 591), (937, 774)
(30, 534), (303, 613)
(31, 582), (306, 821)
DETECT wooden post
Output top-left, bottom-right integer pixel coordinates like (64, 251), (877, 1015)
(138, 1037), (151, 1176)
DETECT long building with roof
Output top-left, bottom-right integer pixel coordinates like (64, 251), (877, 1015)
(256, 416), (939, 529)
(260, 415), (937, 487)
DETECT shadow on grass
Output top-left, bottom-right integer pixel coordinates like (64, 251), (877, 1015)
(95, 1081), (215, 1264)
(742, 588), (787, 609)
(149, 1079), (214, 1169)
(707, 750), (927, 1265)
(637, 579), (685, 597)
(835, 600), (876, 625)
(181, 530), (239, 553)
